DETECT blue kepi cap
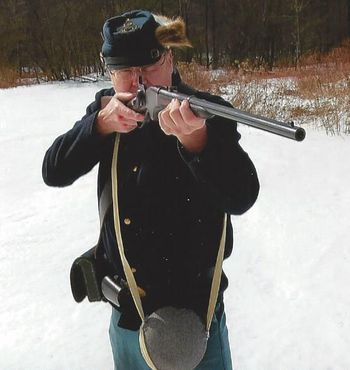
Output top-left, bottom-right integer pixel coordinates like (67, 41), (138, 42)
(101, 10), (165, 69)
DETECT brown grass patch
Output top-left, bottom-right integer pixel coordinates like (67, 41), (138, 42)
(0, 66), (41, 89)
(0, 67), (22, 88)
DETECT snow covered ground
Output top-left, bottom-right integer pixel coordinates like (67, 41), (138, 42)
(0, 82), (349, 370)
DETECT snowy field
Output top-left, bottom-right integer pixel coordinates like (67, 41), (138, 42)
(0, 82), (349, 370)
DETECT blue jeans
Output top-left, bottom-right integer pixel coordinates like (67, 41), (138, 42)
(109, 299), (233, 370)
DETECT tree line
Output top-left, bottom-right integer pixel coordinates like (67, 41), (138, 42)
(0, 0), (349, 80)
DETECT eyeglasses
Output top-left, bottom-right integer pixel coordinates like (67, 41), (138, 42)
(107, 52), (167, 80)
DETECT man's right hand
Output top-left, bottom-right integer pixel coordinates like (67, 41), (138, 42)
(95, 92), (145, 135)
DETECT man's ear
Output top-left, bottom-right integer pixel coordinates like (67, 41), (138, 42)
(166, 49), (174, 70)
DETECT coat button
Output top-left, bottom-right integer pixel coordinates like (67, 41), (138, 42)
(124, 218), (131, 225)
(132, 165), (138, 173)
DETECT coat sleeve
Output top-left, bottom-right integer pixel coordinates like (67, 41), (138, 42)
(177, 93), (259, 215)
(42, 88), (114, 187)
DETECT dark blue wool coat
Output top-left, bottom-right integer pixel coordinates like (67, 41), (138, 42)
(42, 71), (259, 330)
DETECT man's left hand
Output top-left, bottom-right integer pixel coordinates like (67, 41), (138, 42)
(158, 99), (207, 153)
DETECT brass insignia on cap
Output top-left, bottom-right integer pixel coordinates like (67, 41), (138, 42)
(120, 18), (138, 33)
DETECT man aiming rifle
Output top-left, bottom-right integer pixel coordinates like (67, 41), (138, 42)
(43, 9), (261, 370)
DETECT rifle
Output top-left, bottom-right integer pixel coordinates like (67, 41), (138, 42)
(131, 84), (306, 142)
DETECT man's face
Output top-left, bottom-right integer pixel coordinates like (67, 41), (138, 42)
(109, 50), (173, 93)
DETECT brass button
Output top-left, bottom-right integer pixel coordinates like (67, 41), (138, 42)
(132, 165), (138, 173)
(124, 218), (131, 225)
(131, 267), (137, 273)
(138, 286), (146, 298)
